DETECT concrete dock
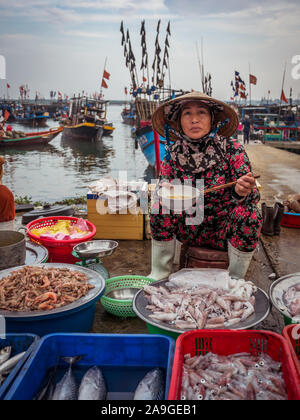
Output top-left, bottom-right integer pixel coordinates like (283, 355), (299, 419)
(92, 142), (300, 335)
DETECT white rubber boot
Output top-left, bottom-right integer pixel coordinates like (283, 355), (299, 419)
(148, 238), (176, 281)
(228, 241), (255, 280)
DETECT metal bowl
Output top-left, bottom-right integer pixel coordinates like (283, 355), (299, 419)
(269, 272), (300, 323)
(100, 276), (155, 318)
(106, 287), (141, 300)
(133, 278), (271, 334)
(73, 240), (118, 259)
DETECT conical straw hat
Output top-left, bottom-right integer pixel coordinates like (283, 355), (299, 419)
(152, 91), (239, 141)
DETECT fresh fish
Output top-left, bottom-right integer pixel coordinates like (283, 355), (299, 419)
(78, 366), (107, 400)
(0, 351), (26, 376)
(133, 368), (164, 400)
(0, 347), (11, 366)
(52, 356), (82, 401)
(35, 357), (60, 401)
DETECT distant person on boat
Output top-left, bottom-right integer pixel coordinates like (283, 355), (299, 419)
(148, 92), (262, 281)
(0, 156), (15, 231)
(242, 114), (252, 145)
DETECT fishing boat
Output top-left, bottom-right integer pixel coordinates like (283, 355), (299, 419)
(121, 20), (179, 171)
(62, 96), (108, 142)
(0, 127), (63, 147)
(103, 122), (115, 136)
(121, 102), (136, 125)
(14, 107), (50, 127)
(136, 121), (168, 168)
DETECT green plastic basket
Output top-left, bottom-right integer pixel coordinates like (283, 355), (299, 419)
(100, 275), (155, 318)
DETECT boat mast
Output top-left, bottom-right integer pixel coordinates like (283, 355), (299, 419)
(196, 41), (204, 92)
(249, 62), (252, 106)
(100, 56), (108, 99)
(279, 62), (287, 119)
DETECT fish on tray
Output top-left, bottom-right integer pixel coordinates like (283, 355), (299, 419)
(283, 283), (300, 318)
(143, 279), (257, 330)
(52, 356), (82, 401)
(133, 368), (165, 400)
(180, 352), (288, 401)
(35, 356), (164, 400)
(78, 366), (107, 400)
(0, 346), (11, 366)
(36, 357), (107, 401)
(0, 349), (26, 386)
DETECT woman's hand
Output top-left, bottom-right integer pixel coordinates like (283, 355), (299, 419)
(235, 172), (255, 197)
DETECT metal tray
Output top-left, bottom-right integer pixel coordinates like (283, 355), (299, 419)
(133, 278), (271, 333)
(0, 263), (105, 318)
(25, 241), (48, 265)
(73, 240), (118, 259)
(269, 272), (300, 321)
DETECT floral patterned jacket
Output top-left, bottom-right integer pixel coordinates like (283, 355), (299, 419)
(158, 138), (260, 223)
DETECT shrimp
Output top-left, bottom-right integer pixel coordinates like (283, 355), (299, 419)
(40, 276), (51, 289)
(38, 302), (54, 311)
(34, 292), (58, 304)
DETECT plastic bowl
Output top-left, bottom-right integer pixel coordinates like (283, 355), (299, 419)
(101, 276), (155, 318)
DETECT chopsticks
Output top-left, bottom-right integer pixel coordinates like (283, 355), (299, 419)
(204, 175), (261, 195)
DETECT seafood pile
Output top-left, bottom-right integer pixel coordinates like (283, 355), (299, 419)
(36, 356), (164, 400)
(143, 274), (258, 330)
(181, 352), (288, 400)
(283, 283), (300, 318)
(0, 346), (26, 386)
(0, 266), (94, 312)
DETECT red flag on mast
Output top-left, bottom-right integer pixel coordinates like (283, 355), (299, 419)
(281, 89), (288, 104)
(103, 70), (110, 80)
(249, 74), (257, 85)
(101, 79), (108, 89)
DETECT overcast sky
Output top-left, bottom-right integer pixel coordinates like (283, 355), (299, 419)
(0, 0), (299, 101)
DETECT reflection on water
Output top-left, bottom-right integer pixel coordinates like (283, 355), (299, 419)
(60, 133), (114, 175)
(2, 105), (155, 203)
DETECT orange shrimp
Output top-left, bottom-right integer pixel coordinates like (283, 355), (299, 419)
(41, 276), (51, 289)
(38, 302), (54, 310)
(34, 292), (58, 304)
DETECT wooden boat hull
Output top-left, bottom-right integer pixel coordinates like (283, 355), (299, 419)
(136, 124), (172, 168)
(62, 122), (104, 141)
(103, 123), (115, 136)
(121, 111), (136, 126)
(14, 116), (50, 127)
(0, 127), (63, 147)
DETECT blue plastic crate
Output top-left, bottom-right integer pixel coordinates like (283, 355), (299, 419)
(0, 334), (39, 400)
(4, 333), (175, 400)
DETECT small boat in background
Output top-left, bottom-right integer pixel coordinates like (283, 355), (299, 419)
(62, 96), (108, 142)
(121, 103), (136, 126)
(0, 127), (63, 147)
(14, 107), (50, 127)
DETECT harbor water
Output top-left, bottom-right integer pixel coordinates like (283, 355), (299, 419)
(2, 105), (155, 203)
